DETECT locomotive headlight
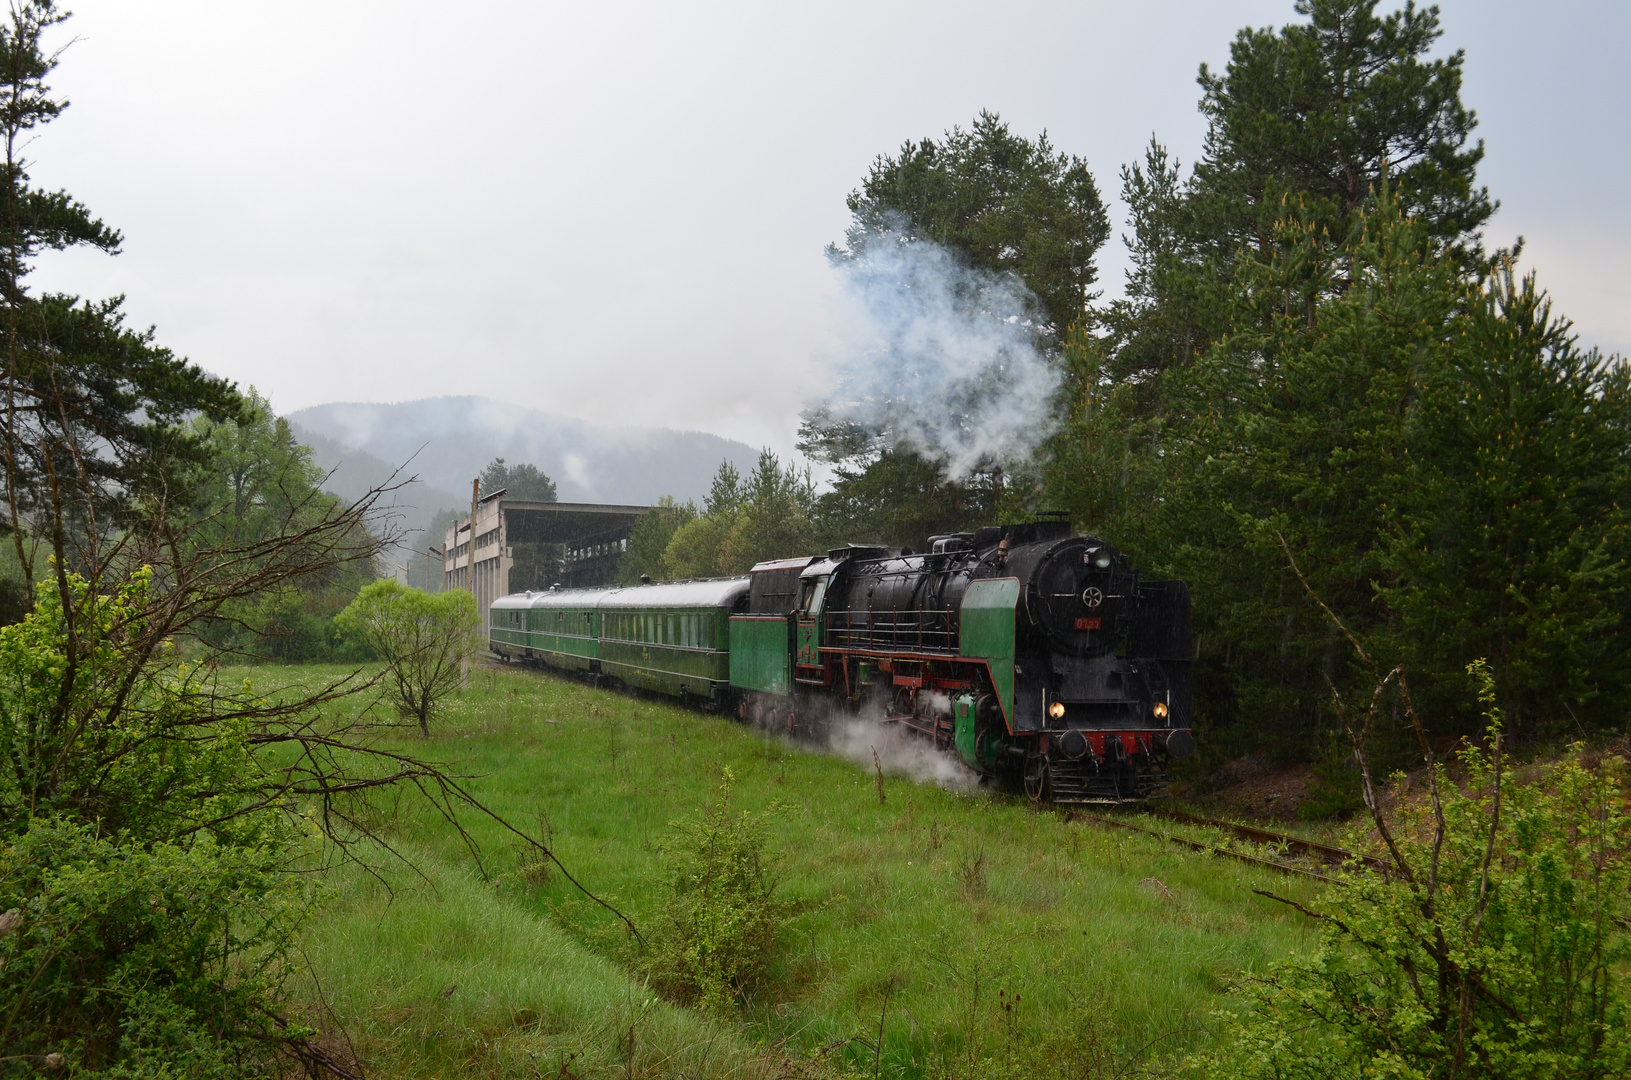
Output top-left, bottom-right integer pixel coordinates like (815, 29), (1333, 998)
(1048, 701), (1067, 720)
(1152, 702), (1169, 719)
(1092, 550), (1113, 570)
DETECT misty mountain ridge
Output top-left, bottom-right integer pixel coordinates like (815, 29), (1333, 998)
(288, 397), (761, 519)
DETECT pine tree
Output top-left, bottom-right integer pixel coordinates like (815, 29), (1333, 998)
(835, 110), (1109, 340)
(1149, 193), (1631, 750)
(0, 0), (240, 599)
(816, 111), (1109, 538)
(1105, 0), (1492, 385)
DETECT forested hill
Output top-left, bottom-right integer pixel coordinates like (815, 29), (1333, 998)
(288, 396), (760, 508)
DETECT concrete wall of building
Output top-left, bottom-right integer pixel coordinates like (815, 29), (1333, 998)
(443, 494), (512, 633)
(441, 497), (648, 630)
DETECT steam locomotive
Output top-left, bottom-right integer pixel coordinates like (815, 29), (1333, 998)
(489, 519), (1193, 803)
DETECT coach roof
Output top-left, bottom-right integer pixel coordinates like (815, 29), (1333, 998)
(493, 578), (750, 611)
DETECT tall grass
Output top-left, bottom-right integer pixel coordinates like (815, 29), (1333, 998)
(249, 662), (1319, 1077)
(305, 848), (782, 1078)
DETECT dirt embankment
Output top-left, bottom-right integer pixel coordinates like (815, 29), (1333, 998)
(1186, 737), (1631, 830)
(1175, 752), (1315, 823)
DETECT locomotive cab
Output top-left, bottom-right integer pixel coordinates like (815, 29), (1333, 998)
(795, 563), (834, 669)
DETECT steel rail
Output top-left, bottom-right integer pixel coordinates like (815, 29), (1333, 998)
(1069, 811), (1336, 882)
(1148, 808), (1390, 873)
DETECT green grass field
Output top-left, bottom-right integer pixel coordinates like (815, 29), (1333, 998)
(246, 661), (1321, 1078)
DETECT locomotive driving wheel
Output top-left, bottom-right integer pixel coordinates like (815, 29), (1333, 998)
(1023, 750), (1051, 802)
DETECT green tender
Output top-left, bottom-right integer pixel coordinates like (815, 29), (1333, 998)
(729, 616), (792, 696)
(959, 577), (1019, 728)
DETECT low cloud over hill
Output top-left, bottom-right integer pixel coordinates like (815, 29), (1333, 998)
(290, 396), (760, 517)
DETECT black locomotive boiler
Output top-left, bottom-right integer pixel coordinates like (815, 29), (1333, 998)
(732, 519), (1194, 802)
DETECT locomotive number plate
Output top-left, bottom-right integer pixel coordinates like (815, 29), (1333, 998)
(1074, 617), (1101, 630)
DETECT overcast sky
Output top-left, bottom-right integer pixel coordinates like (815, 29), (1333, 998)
(25, 0), (1631, 457)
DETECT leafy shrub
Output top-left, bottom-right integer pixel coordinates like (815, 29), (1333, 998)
(0, 570), (514, 1079)
(646, 770), (787, 1014)
(263, 610), (375, 663)
(0, 572), (335, 1076)
(1297, 735), (1365, 821)
(336, 580), (481, 733)
(0, 818), (318, 1077)
(253, 587), (376, 663)
(0, 570), (254, 843)
(1196, 666), (1631, 1079)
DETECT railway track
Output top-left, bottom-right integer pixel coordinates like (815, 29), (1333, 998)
(1069, 807), (1388, 883)
(1149, 807), (1390, 874)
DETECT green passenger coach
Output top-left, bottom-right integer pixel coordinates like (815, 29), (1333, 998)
(491, 588), (601, 673)
(597, 579), (746, 701)
(489, 578), (749, 707)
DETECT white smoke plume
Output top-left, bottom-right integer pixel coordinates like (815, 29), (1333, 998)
(742, 689), (984, 793)
(826, 712), (983, 794)
(814, 227), (1062, 479)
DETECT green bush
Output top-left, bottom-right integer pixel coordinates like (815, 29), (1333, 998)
(1196, 667), (1631, 1079)
(194, 587), (377, 664)
(0, 572), (327, 1076)
(0, 819), (317, 1077)
(266, 610), (375, 663)
(335, 580), (481, 734)
(0, 570), (252, 842)
(646, 770), (788, 1015)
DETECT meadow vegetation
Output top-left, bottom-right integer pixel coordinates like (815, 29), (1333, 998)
(267, 661), (1320, 1078)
